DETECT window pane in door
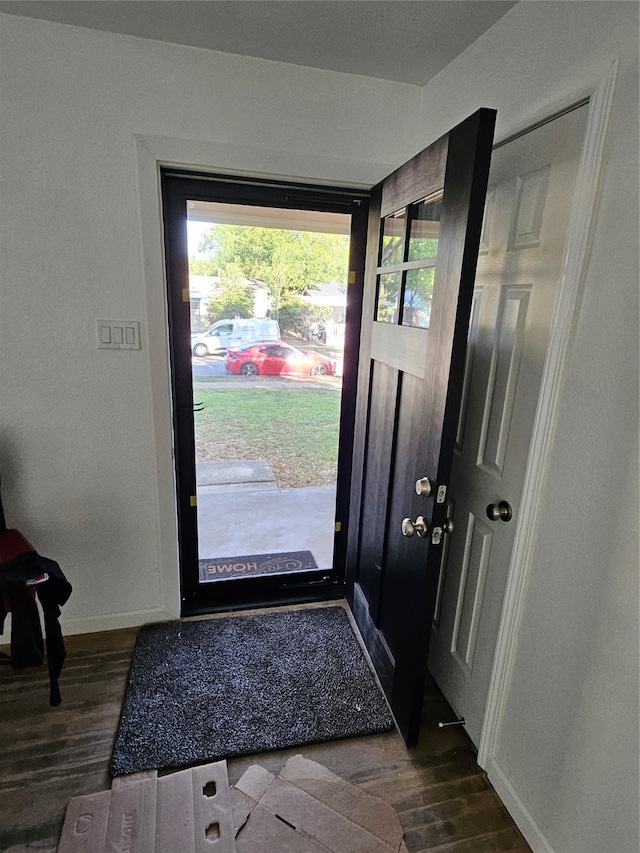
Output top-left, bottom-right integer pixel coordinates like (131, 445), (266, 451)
(376, 272), (402, 323)
(408, 195), (442, 261)
(185, 200), (351, 591)
(380, 211), (405, 265)
(402, 267), (434, 328)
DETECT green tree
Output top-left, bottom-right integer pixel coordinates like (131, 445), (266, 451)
(206, 262), (254, 323)
(188, 258), (218, 276)
(197, 225), (349, 316)
(277, 297), (331, 339)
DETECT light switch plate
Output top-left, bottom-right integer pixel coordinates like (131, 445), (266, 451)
(97, 320), (141, 350)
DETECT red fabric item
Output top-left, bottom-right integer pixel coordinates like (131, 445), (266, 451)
(1, 529), (37, 611)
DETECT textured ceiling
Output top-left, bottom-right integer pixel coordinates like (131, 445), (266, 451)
(0, 1), (517, 86)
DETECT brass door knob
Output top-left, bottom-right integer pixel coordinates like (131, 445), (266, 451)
(486, 501), (513, 522)
(401, 516), (428, 538)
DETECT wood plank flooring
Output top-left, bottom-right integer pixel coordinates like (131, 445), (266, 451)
(0, 619), (531, 853)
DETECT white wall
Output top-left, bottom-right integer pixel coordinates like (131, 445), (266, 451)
(0, 13), (421, 632)
(415, 3), (639, 852)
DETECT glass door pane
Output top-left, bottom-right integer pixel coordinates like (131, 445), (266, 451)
(186, 201), (350, 587)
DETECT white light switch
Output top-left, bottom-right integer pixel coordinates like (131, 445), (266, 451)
(97, 320), (141, 350)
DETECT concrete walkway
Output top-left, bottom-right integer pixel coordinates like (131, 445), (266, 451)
(196, 460), (336, 568)
(193, 376), (341, 391)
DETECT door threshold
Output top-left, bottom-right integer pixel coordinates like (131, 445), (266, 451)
(181, 580), (346, 618)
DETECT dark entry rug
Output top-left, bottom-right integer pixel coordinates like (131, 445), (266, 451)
(110, 606), (393, 777)
(198, 550), (317, 582)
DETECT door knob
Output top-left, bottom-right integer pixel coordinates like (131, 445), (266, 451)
(486, 501), (513, 522)
(401, 516), (428, 538)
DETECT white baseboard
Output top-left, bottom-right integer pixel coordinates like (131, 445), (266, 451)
(60, 608), (176, 636)
(487, 759), (555, 853)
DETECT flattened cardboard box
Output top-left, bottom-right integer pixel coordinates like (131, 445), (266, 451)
(231, 755), (409, 852)
(57, 761), (235, 853)
(58, 755), (408, 852)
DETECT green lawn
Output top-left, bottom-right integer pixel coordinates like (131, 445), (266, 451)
(194, 386), (341, 488)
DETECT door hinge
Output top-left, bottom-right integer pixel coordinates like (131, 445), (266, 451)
(334, 521), (342, 532)
(190, 495), (197, 507)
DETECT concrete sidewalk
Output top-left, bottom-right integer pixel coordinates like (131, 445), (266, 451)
(193, 375), (341, 391)
(196, 459), (277, 492)
(196, 460), (336, 568)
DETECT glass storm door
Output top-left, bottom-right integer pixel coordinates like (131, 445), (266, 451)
(162, 172), (368, 615)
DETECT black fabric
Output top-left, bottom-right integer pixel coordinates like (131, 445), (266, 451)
(2, 582), (44, 667)
(110, 606), (394, 777)
(0, 550), (72, 706)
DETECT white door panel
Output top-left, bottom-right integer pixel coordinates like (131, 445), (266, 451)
(428, 105), (589, 746)
(477, 285), (532, 476)
(449, 511), (493, 674)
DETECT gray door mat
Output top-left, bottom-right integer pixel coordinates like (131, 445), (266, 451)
(110, 607), (393, 777)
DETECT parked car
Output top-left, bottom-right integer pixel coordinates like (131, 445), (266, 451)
(225, 341), (337, 376)
(191, 318), (280, 356)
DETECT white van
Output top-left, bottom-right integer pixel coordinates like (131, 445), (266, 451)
(191, 318), (280, 356)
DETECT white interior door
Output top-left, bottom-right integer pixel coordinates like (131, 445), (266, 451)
(428, 104), (589, 746)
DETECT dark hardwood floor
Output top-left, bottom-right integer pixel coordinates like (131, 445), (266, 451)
(0, 616), (531, 853)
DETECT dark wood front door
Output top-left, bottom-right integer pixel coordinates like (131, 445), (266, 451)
(346, 109), (496, 746)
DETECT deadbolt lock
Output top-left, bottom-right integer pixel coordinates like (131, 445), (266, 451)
(415, 477), (432, 497)
(401, 516), (428, 538)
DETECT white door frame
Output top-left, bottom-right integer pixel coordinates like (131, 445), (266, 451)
(476, 57), (618, 799)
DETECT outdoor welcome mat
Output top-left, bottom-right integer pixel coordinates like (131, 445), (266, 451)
(198, 550), (317, 582)
(110, 606), (393, 777)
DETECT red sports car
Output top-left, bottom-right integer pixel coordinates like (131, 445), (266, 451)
(225, 341), (336, 376)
